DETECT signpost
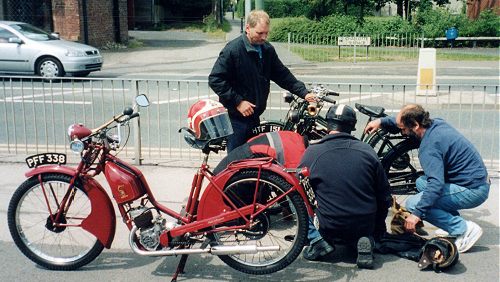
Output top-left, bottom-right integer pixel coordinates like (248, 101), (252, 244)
(338, 35), (371, 62)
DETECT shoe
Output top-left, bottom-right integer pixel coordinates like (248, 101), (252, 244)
(302, 238), (334, 261)
(455, 221), (483, 253)
(356, 237), (374, 269)
(434, 228), (450, 237)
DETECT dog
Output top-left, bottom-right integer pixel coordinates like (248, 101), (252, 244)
(390, 197), (428, 236)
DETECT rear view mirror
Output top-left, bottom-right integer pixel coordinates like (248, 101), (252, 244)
(136, 94), (150, 107)
(8, 37), (23, 44)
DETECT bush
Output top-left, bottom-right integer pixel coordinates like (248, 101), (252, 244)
(269, 17), (319, 41)
(469, 9), (500, 37)
(265, 0), (308, 18)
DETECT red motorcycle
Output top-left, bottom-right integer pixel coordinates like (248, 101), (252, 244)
(7, 95), (313, 281)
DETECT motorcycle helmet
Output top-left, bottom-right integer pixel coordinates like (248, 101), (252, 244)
(187, 99), (233, 141)
(418, 237), (459, 272)
(325, 104), (357, 133)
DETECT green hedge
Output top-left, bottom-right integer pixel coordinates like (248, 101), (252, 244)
(269, 8), (500, 41)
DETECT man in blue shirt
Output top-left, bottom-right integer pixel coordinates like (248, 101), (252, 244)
(365, 104), (490, 253)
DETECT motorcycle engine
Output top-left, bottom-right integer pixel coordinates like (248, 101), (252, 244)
(129, 207), (166, 251)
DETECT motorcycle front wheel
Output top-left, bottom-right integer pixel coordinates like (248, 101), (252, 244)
(7, 173), (104, 270)
(210, 169), (308, 275)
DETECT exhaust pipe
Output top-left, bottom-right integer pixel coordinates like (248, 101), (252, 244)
(129, 226), (280, 257)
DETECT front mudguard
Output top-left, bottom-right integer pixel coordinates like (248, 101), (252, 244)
(26, 165), (116, 248)
(197, 159), (313, 220)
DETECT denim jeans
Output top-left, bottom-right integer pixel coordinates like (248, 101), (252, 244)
(405, 176), (490, 236)
(308, 217), (323, 244)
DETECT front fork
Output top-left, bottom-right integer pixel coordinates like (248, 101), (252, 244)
(38, 174), (79, 228)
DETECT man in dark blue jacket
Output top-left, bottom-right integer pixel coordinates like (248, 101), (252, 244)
(365, 104), (490, 253)
(208, 10), (315, 151)
(300, 104), (391, 268)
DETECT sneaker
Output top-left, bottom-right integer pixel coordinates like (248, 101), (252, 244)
(434, 228), (450, 237)
(454, 221), (483, 253)
(356, 237), (374, 269)
(302, 238), (334, 261)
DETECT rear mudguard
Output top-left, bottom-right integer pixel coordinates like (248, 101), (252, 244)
(197, 159), (313, 220)
(26, 165), (116, 248)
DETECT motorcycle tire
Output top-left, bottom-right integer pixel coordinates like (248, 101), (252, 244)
(7, 173), (104, 270)
(365, 129), (390, 155)
(210, 169), (308, 275)
(381, 140), (423, 195)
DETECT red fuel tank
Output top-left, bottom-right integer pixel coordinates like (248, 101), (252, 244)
(104, 161), (146, 204)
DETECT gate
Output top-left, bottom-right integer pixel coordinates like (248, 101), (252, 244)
(4, 0), (53, 31)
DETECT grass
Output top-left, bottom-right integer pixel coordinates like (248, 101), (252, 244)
(289, 45), (499, 62)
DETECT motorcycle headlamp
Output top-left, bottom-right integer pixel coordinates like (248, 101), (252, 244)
(283, 92), (294, 103)
(288, 110), (300, 123)
(69, 139), (85, 154)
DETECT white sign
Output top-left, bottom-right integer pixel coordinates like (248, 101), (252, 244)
(416, 48), (437, 96)
(338, 36), (371, 46)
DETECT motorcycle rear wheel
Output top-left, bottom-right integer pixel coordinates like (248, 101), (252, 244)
(211, 169), (308, 275)
(382, 140), (423, 197)
(7, 173), (104, 270)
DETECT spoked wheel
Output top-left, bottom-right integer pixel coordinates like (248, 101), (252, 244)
(382, 140), (423, 203)
(7, 174), (104, 270)
(210, 169), (308, 275)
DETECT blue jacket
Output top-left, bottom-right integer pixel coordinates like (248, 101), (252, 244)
(381, 117), (488, 218)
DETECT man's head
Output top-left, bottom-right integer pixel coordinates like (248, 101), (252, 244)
(245, 10), (270, 45)
(325, 104), (357, 134)
(396, 104), (432, 140)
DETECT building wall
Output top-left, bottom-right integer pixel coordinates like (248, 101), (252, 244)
(52, 0), (81, 41)
(51, 0), (128, 47)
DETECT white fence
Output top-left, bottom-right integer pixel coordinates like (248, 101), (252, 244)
(0, 76), (498, 171)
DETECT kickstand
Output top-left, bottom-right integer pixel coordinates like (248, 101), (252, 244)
(171, 254), (189, 282)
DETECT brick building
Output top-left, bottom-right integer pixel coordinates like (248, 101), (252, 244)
(0, 0), (128, 47)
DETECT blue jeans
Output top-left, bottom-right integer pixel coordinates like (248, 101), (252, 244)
(308, 217), (323, 244)
(405, 176), (490, 236)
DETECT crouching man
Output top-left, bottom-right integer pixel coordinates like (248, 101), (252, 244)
(299, 104), (392, 269)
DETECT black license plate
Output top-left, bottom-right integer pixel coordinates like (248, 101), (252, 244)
(251, 123), (283, 135)
(25, 153), (67, 168)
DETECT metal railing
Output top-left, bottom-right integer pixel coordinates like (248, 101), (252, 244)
(1, 76), (498, 171)
(275, 33), (499, 64)
(278, 32), (423, 63)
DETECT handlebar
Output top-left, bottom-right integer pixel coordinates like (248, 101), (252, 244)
(91, 111), (140, 136)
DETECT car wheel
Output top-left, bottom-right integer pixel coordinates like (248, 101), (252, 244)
(37, 57), (64, 78)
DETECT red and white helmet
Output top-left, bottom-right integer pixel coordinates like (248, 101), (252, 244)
(187, 99), (233, 140)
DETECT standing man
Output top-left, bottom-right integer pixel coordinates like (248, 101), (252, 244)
(300, 104), (391, 269)
(209, 10), (315, 152)
(364, 104), (490, 253)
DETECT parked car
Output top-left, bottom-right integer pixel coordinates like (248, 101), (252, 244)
(0, 21), (103, 78)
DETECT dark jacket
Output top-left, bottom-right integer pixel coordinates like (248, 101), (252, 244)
(299, 133), (391, 232)
(208, 34), (308, 119)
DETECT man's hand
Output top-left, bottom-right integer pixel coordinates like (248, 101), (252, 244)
(237, 100), (256, 117)
(404, 214), (421, 233)
(304, 93), (317, 102)
(364, 119), (382, 134)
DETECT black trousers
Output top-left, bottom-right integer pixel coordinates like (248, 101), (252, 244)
(318, 213), (377, 247)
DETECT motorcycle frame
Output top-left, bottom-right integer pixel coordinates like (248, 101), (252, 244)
(26, 141), (312, 250)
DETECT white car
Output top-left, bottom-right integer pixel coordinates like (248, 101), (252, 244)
(0, 21), (103, 78)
